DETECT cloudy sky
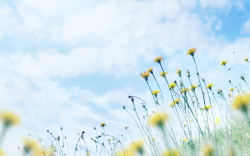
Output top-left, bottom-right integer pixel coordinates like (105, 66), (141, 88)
(0, 0), (249, 155)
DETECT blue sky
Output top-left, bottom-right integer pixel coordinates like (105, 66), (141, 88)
(0, 0), (249, 155)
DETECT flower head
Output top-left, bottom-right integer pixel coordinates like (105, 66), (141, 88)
(100, 123), (106, 127)
(154, 57), (163, 63)
(202, 105), (212, 111)
(23, 138), (40, 153)
(189, 85), (197, 91)
(169, 99), (181, 107)
(169, 83), (176, 89)
(0, 111), (20, 127)
(202, 144), (214, 156)
(140, 72), (150, 81)
(147, 68), (154, 74)
(0, 149), (5, 156)
(187, 48), (196, 56)
(149, 112), (169, 128)
(244, 58), (249, 62)
(215, 117), (221, 125)
(206, 84), (213, 90)
(221, 60), (227, 66)
(181, 88), (189, 93)
(151, 90), (160, 96)
(130, 140), (144, 154)
(115, 149), (135, 156)
(181, 138), (189, 142)
(230, 88), (234, 92)
(176, 69), (181, 76)
(231, 93), (250, 110)
(160, 71), (168, 77)
(162, 149), (180, 156)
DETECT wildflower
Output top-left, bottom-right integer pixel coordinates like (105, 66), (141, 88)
(130, 140), (144, 155)
(231, 93), (250, 110)
(189, 85), (197, 91)
(153, 138), (156, 141)
(176, 69), (181, 76)
(221, 60), (227, 66)
(140, 72), (150, 81)
(85, 152), (91, 156)
(202, 105), (212, 111)
(108, 139), (111, 141)
(202, 144), (214, 156)
(187, 48), (196, 56)
(206, 84), (213, 90)
(115, 149), (135, 156)
(244, 58), (249, 62)
(0, 149), (5, 156)
(162, 149), (180, 156)
(100, 123), (106, 127)
(230, 88), (234, 91)
(169, 99), (181, 107)
(215, 117), (221, 125)
(181, 88), (189, 93)
(217, 89), (222, 95)
(0, 111), (20, 127)
(186, 69), (190, 77)
(149, 112), (169, 128)
(151, 90), (160, 96)
(160, 71), (168, 77)
(169, 83), (176, 89)
(33, 146), (55, 156)
(154, 57), (163, 63)
(147, 68), (154, 74)
(190, 119), (193, 122)
(23, 138), (40, 154)
(181, 138), (189, 142)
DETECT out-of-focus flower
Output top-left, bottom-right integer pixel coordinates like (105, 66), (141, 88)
(181, 138), (189, 142)
(215, 117), (221, 125)
(23, 138), (40, 154)
(176, 69), (181, 76)
(181, 88), (189, 93)
(189, 85), (197, 91)
(100, 123), (106, 127)
(162, 149), (180, 156)
(115, 149), (135, 156)
(202, 105), (212, 111)
(0, 149), (5, 156)
(149, 112), (169, 128)
(160, 71), (168, 77)
(221, 60), (227, 66)
(206, 84), (213, 90)
(169, 99), (181, 107)
(154, 57), (163, 63)
(244, 58), (249, 62)
(187, 48), (196, 56)
(232, 93), (250, 110)
(230, 88), (234, 91)
(0, 111), (20, 127)
(202, 144), (214, 156)
(130, 140), (144, 154)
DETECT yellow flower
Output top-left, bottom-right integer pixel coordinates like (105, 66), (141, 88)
(202, 144), (214, 156)
(23, 138), (40, 153)
(130, 140), (144, 154)
(149, 112), (169, 128)
(153, 138), (156, 141)
(230, 88), (234, 91)
(190, 119), (193, 122)
(181, 138), (189, 142)
(147, 68), (154, 73)
(181, 88), (189, 93)
(221, 60), (227, 66)
(162, 149), (180, 156)
(187, 48), (196, 56)
(160, 71), (168, 77)
(140, 72), (150, 80)
(33, 146), (55, 156)
(202, 105), (212, 111)
(176, 69), (181, 75)
(152, 90), (160, 95)
(0, 149), (5, 156)
(206, 83), (213, 90)
(115, 149), (135, 156)
(215, 117), (221, 125)
(244, 58), (248, 62)
(85, 152), (91, 156)
(100, 123), (106, 127)
(232, 93), (250, 110)
(108, 139), (111, 141)
(169, 83), (176, 89)
(0, 111), (20, 127)
(189, 85), (197, 91)
(169, 99), (181, 107)
(154, 57), (163, 63)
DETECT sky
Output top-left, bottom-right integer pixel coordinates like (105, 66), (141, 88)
(0, 0), (249, 155)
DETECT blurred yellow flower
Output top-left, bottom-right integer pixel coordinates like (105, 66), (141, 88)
(33, 146), (55, 156)
(85, 152), (91, 156)
(154, 57), (163, 63)
(244, 58), (248, 62)
(202, 144), (214, 156)
(153, 138), (156, 141)
(140, 72), (150, 80)
(187, 48), (196, 56)
(169, 83), (176, 89)
(221, 60), (227, 66)
(0, 111), (20, 127)
(181, 138), (189, 142)
(189, 85), (197, 91)
(176, 69), (181, 75)
(202, 105), (212, 111)
(115, 149), (135, 156)
(160, 71), (168, 77)
(0, 149), (5, 156)
(152, 90), (160, 95)
(100, 123), (106, 127)
(162, 149), (180, 156)
(169, 99), (181, 107)
(181, 88), (189, 93)
(130, 140), (144, 154)
(230, 88), (234, 91)
(215, 117), (221, 125)
(147, 68), (154, 73)
(232, 93), (250, 110)
(149, 112), (169, 128)
(206, 83), (213, 90)
(23, 138), (40, 153)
